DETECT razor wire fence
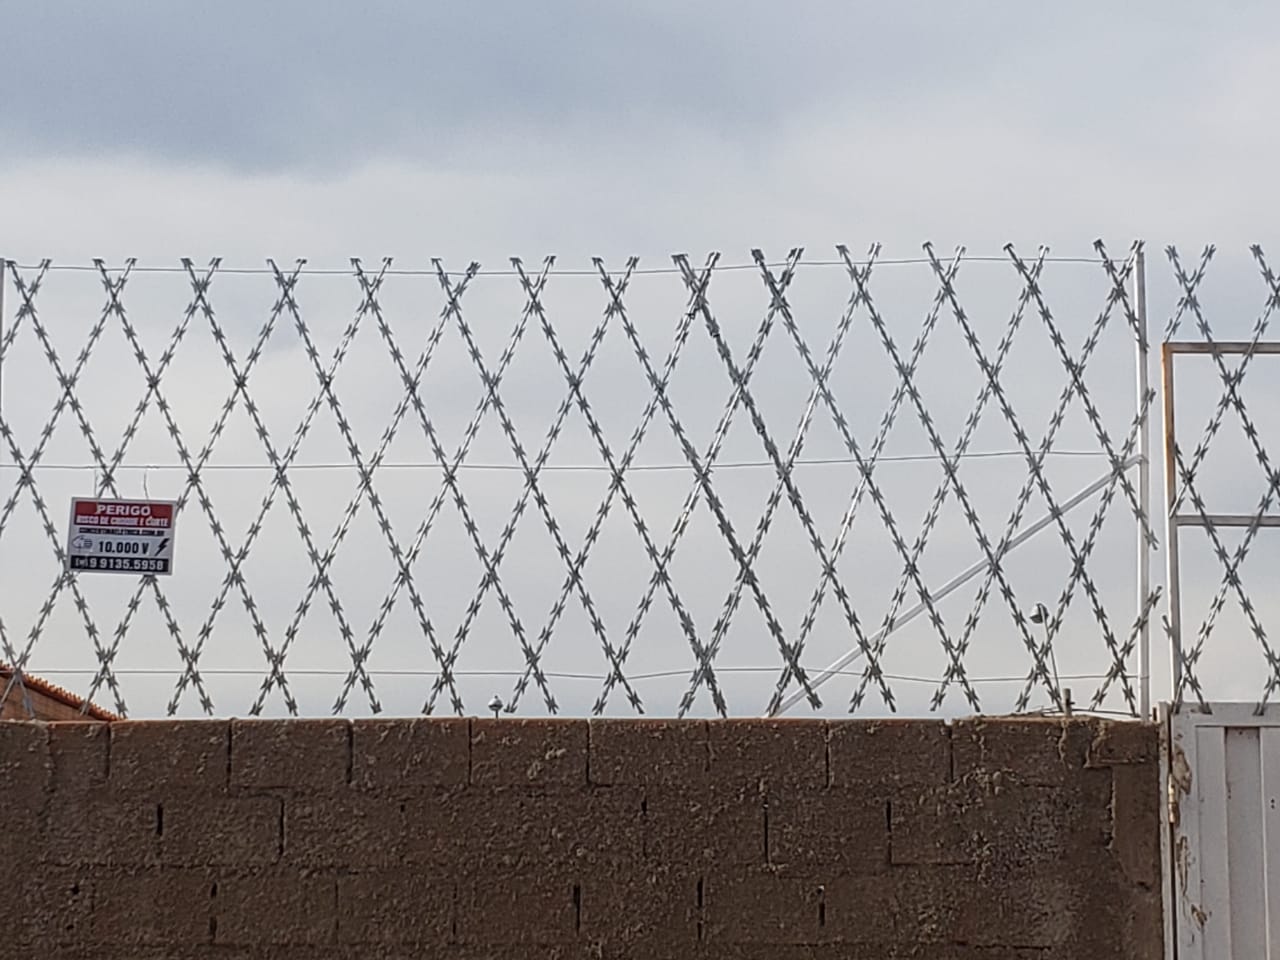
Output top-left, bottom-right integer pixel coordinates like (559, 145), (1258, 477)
(1161, 245), (1280, 713)
(0, 243), (1175, 719)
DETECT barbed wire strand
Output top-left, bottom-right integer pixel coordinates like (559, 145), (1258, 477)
(4, 255), (1113, 278)
(17, 666), (1116, 684)
(0, 449), (1110, 474)
(5, 668), (1132, 718)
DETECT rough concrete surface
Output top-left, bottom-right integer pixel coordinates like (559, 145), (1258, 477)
(0, 716), (1162, 959)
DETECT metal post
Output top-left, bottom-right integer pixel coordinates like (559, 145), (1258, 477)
(1162, 343), (1184, 704)
(0, 257), (5, 438)
(1135, 248), (1152, 718)
(0, 257), (23, 717)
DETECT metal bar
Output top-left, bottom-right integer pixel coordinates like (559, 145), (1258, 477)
(1172, 712), (1208, 958)
(1158, 704), (1178, 960)
(0, 256), (12, 714)
(1226, 727), (1267, 955)
(1175, 514), (1280, 528)
(1163, 342), (1184, 699)
(1135, 248), (1152, 718)
(771, 453), (1145, 716)
(1165, 341), (1280, 355)
(1260, 727), (1280, 957)
(1199, 727), (1234, 957)
(0, 253), (5, 453)
(0, 256), (5, 443)
(0, 258), (22, 716)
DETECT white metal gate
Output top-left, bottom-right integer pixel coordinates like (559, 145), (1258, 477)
(1161, 255), (1280, 956)
(1169, 704), (1280, 957)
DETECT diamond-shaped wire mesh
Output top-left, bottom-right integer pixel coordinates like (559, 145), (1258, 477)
(0, 246), (1156, 718)
(1163, 245), (1280, 712)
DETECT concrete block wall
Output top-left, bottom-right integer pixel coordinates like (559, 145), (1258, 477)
(0, 717), (1162, 959)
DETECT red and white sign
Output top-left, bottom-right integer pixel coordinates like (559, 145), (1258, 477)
(66, 498), (177, 576)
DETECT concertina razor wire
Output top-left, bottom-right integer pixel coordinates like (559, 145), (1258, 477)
(0, 241), (1267, 719)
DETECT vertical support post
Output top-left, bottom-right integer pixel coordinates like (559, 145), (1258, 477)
(0, 255), (17, 717)
(0, 256), (5, 438)
(1135, 248), (1152, 719)
(1162, 342), (1184, 704)
(0, 260), (35, 719)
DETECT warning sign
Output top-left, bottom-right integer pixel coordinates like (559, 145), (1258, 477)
(66, 498), (177, 576)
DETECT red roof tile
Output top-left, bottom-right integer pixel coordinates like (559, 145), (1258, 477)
(0, 664), (120, 721)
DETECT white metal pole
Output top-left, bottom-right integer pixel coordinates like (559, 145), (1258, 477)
(0, 256), (5, 438)
(772, 454), (1145, 716)
(1135, 248), (1153, 718)
(1162, 343), (1184, 705)
(0, 257), (26, 716)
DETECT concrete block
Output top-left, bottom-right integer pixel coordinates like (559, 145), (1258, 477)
(821, 872), (898, 944)
(0, 720), (51, 797)
(399, 789), (472, 865)
(579, 865), (698, 950)
(888, 863), (1132, 949)
(951, 717), (1092, 786)
(42, 795), (159, 865)
(589, 719), (707, 785)
(707, 719), (826, 789)
(8, 867), (95, 945)
(91, 867), (214, 945)
(111, 720), (230, 792)
(337, 870), (452, 943)
(351, 717), (469, 789)
(456, 787), (644, 868)
(215, 869), (337, 945)
(0, 792), (43, 863)
(827, 720), (950, 789)
(0, 723), (49, 861)
(456, 868), (579, 944)
(471, 719), (587, 787)
(645, 784), (766, 866)
(48, 721), (109, 792)
(161, 793), (281, 866)
(767, 789), (888, 870)
(703, 868), (823, 944)
(1110, 762), (1161, 889)
(285, 792), (403, 867)
(889, 781), (1109, 868)
(443, 949), (604, 960)
(1088, 720), (1159, 767)
(231, 720), (349, 791)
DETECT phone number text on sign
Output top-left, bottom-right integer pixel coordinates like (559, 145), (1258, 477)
(66, 498), (178, 576)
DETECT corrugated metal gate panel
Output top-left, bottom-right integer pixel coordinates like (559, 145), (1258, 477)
(1171, 705), (1280, 958)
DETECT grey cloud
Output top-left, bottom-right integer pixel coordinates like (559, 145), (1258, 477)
(5, 1), (1263, 172)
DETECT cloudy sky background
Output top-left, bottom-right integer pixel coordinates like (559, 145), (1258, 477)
(1, 1), (1278, 719)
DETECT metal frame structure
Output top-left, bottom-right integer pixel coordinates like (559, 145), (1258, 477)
(1162, 339), (1280, 712)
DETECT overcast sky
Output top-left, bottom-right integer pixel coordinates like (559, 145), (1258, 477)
(1, 2), (1278, 719)
(3, 1), (1279, 259)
